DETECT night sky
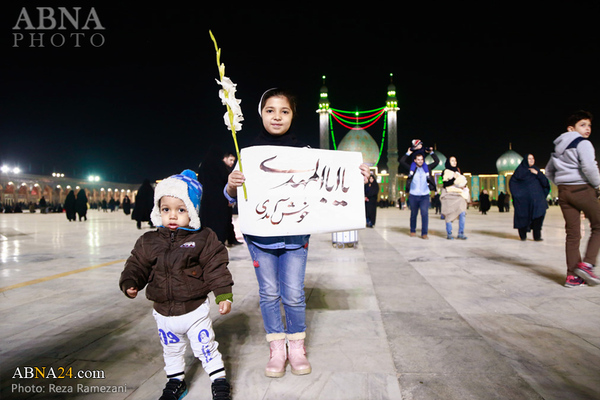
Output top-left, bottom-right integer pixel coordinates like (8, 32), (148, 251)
(2, 4), (600, 184)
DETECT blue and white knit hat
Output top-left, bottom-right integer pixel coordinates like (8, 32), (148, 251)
(150, 169), (203, 230)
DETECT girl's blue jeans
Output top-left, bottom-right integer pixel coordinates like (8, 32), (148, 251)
(446, 211), (466, 235)
(246, 242), (308, 335)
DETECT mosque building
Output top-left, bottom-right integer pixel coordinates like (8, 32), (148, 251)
(317, 78), (556, 205)
(2, 81), (555, 211)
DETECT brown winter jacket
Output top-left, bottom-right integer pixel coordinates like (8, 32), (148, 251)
(119, 227), (233, 316)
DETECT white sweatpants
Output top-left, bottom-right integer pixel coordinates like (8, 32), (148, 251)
(152, 299), (225, 381)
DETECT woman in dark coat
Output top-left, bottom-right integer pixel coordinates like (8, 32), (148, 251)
(509, 154), (550, 241)
(497, 192), (505, 212)
(132, 179), (154, 229)
(364, 174), (379, 227)
(75, 189), (88, 221)
(64, 190), (76, 221)
(197, 145), (236, 244)
(122, 195), (131, 215)
(479, 190), (491, 215)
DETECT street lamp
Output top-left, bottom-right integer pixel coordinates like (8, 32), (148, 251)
(1, 165), (20, 174)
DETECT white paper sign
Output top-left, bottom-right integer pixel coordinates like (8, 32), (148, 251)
(236, 146), (366, 236)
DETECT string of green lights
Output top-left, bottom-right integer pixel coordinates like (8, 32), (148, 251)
(328, 107), (387, 165)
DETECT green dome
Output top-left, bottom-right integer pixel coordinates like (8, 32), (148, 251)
(496, 149), (522, 174)
(337, 129), (380, 166)
(426, 151), (447, 171)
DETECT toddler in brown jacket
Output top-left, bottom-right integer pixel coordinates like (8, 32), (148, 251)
(119, 169), (233, 400)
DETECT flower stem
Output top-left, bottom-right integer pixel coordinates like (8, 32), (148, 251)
(209, 30), (247, 200)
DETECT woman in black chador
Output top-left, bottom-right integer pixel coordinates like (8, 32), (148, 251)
(64, 190), (76, 221)
(122, 195), (131, 215)
(75, 189), (88, 221)
(197, 145), (236, 244)
(479, 190), (491, 215)
(364, 174), (379, 227)
(132, 179), (154, 229)
(509, 154), (550, 241)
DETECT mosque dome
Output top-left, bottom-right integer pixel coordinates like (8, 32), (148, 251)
(426, 150), (447, 171)
(337, 129), (380, 166)
(496, 148), (523, 174)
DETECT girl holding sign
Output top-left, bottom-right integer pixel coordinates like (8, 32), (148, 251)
(226, 88), (369, 378)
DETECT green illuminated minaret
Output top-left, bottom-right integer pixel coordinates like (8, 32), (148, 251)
(317, 75), (331, 149)
(386, 73), (400, 202)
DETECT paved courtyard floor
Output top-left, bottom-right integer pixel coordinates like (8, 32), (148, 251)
(1, 205), (599, 399)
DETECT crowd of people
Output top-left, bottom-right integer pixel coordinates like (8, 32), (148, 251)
(392, 139), (550, 244)
(393, 110), (600, 291)
(1, 192), (132, 218)
(5, 94), (599, 400)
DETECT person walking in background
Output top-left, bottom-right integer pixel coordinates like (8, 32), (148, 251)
(509, 154), (550, 241)
(497, 192), (505, 212)
(546, 110), (600, 288)
(364, 173), (379, 227)
(39, 196), (47, 214)
(64, 190), (76, 221)
(75, 189), (88, 221)
(479, 190), (491, 215)
(132, 179), (154, 229)
(432, 191), (441, 215)
(440, 156), (469, 240)
(504, 192), (511, 212)
(122, 194), (131, 215)
(198, 146), (241, 246)
(222, 152), (242, 246)
(400, 144), (439, 239)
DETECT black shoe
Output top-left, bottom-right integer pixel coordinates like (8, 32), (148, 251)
(159, 378), (187, 400)
(211, 378), (231, 400)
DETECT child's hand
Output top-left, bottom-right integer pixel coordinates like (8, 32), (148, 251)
(359, 163), (370, 183)
(126, 287), (138, 298)
(228, 171), (245, 188)
(218, 300), (231, 315)
(226, 171), (245, 198)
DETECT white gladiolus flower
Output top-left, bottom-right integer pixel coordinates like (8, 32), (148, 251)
(216, 76), (244, 132)
(223, 111), (243, 132)
(216, 76), (236, 99)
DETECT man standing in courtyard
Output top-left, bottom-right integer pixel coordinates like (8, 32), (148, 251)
(400, 146), (439, 239)
(546, 110), (600, 287)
